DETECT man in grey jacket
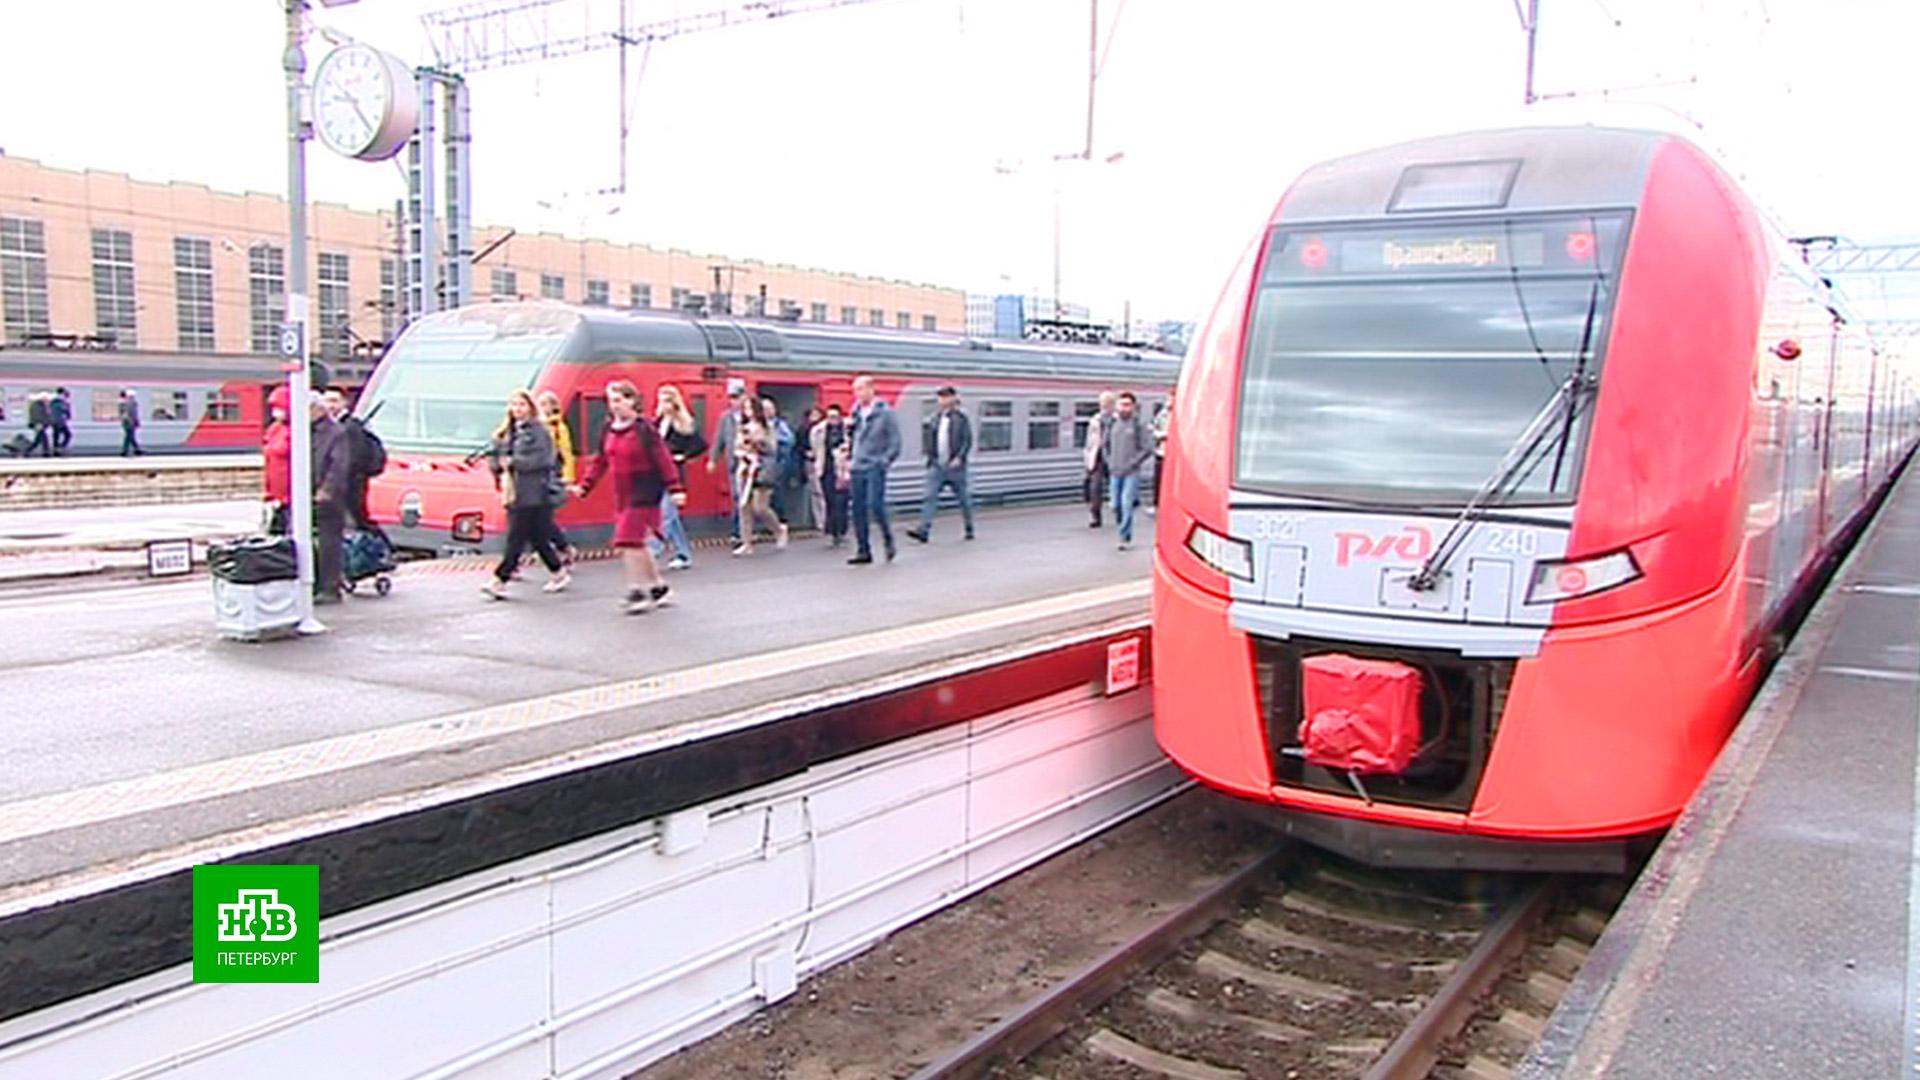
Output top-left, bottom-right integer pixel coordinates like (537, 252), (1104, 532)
(1101, 391), (1155, 550)
(847, 374), (901, 564)
(706, 379), (751, 541)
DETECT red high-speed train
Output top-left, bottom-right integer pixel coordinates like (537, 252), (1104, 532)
(1153, 127), (1919, 871)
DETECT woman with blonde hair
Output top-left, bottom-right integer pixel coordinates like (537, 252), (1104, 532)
(731, 397), (789, 555)
(483, 388), (568, 599)
(573, 379), (685, 613)
(654, 384), (703, 570)
(535, 389), (577, 565)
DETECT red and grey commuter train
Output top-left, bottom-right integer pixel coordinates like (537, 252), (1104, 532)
(0, 349), (280, 455)
(358, 303), (1179, 552)
(1153, 127), (1919, 870)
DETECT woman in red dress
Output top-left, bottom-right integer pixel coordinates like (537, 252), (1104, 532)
(573, 379), (686, 614)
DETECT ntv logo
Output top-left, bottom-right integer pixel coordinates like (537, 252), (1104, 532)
(217, 889), (299, 943)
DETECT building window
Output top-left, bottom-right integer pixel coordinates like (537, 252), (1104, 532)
(491, 268), (518, 299)
(1073, 400), (1100, 448)
(979, 400), (1014, 452)
(841, 306), (858, 325)
(248, 243), (285, 354)
(631, 283), (652, 309)
(174, 237), (216, 351)
(779, 298), (802, 320)
(541, 273), (565, 301)
(586, 278), (610, 306)
(869, 308), (885, 327)
(1027, 401), (1062, 450)
(317, 251), (350, 362)
(203, 390), (243, 422)
(1, 216), (51, 345)
(897, 311), (912, 329)
(923, 314), (938, 332)
(379, 257), (399, 340)
(153, 389), (190, 421)
(671, 285), (693, 312)
(811, 302), (828, 322)
(91, 229), (139, 348)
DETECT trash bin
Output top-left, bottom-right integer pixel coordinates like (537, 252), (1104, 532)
(210, 535), (301, 641)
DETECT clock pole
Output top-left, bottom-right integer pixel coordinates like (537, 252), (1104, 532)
(285, 0), (325, 634)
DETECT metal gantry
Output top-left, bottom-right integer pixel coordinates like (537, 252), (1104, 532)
(1807, 241), (1920, 276)
(423, 0), (888, 72)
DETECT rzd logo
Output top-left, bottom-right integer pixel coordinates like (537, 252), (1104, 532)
(218, 889), (299, 942)
(1333, 525), (1433, 568)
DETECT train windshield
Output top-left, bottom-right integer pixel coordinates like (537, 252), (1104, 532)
(357, 313), (573, 452)
(1235, 212), (1629, 506)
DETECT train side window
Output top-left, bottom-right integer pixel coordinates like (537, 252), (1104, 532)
(690, 395), (709, 445)
(203, 390), (242, 422)
(979, 400), (1014, 452)
(93, 393), (123, 423)
(564, 395), (587, 457)
(585, 396), (610, 452)
(153, 390), (188, 421)
(1027, 401), (1062, 450)
(1073, 400), (1100, 448)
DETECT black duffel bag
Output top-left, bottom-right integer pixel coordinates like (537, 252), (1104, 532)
(208, 535), (298, 584)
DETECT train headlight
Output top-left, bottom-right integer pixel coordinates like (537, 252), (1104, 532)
(1525, 549), (1641, 604)
(450, 512), (485, 544)
(1186, 523), (1255, 583)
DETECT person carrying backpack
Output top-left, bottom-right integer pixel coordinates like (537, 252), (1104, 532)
(337, 402), (390, 545)
(26, 393), (51, 458)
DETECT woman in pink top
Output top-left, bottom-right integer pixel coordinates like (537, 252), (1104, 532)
(573, 380), (685, 614)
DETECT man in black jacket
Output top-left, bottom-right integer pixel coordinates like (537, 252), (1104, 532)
(907, 386), (975, 543)
(310, 394), (354, 604)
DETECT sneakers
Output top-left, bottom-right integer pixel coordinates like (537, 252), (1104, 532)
(848, 552), (874, 565)
(481, 579), (509, 600)
(649, 583), (671, 606)
(906, 527), (929, 544)
(623, 588), (653, 615)
(964, 529), (976, 541)
(1117, 540), (1132, 551)
(542, 570), (571, 593)
(776, 524), (790, 549)
(666, 555), (692, 571)
(885, 543), (897, 562)
(732, 542), (754, 556)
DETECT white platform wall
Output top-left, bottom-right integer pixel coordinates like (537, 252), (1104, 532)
(0, 681), (1177, 1080)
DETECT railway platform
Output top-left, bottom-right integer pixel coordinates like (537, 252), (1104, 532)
(0, 501), (1170, 1078)
(1521, 464), (1920, 1079)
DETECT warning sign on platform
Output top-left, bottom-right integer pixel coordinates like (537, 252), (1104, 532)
(146, 539), (193, 578)
(1105, 637), (1142, 696)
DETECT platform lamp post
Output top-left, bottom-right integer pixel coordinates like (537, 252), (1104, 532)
(283, 0), (417, 634)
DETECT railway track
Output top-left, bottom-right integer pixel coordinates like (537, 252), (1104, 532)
(911, 847), (1619, 1080)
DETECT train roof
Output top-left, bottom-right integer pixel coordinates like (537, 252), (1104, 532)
(1278, 126), (1672, 225)
(0, 347), (282, 383)
(404, 302), (1184, 384)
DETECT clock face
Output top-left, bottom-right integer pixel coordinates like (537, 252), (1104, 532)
(311, 45), (417, 162)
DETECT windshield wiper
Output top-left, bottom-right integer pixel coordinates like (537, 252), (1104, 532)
(1409, 281), (1601, 592)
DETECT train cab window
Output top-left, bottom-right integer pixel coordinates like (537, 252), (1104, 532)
(979, 400), (1014, 452)
(1027, 401), (1062, 450)
(1073, 401), (1100, 448)
(203, 391), (242, 422)
(154, 390), (188, 421)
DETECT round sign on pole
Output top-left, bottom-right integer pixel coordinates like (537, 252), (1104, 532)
(311, 44), (419, 162)
(279, 323), (303, 359)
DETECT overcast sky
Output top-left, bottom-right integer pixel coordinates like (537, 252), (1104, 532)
(3, 0), (1916, 325)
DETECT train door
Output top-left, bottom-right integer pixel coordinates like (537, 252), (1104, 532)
(678, 385), (729, 530)
(756, 382), (818, 528)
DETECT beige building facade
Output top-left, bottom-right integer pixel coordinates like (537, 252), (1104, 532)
(0, 154), (965, 383)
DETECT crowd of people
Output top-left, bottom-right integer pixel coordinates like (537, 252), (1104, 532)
(3, 387), (143, 457)
(261, 374), (1171, 613)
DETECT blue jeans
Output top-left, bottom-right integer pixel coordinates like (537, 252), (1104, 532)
(1110, 473), (1142, 543)
(651, 491), (693, 562)
(916, 464), (974, 536)
(850, 465), (893, 556)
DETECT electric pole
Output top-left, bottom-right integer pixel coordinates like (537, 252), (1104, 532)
(1522, 0), (1541, 104)
(285, 0), (323, 633)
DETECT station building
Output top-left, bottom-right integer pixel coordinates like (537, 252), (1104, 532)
(0, 153), (966, 384)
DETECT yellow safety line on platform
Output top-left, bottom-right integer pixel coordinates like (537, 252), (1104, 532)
(0, 579), (1149, 846)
